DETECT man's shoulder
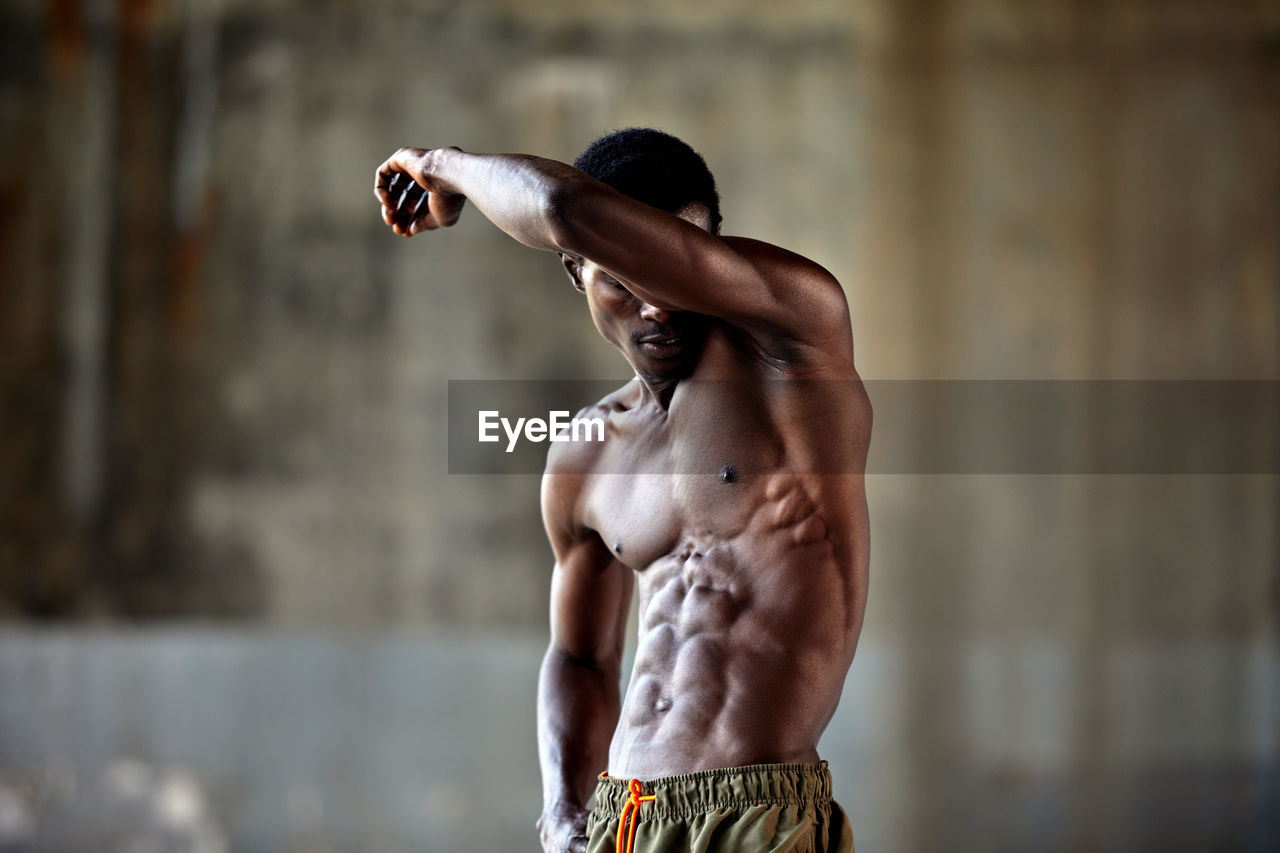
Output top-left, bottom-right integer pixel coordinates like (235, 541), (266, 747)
(710, 238), (854, 371)
(543, 380), (635, 477)
(541, 382), (636, 541)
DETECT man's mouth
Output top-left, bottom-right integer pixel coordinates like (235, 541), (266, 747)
(636, 334), (683, 357)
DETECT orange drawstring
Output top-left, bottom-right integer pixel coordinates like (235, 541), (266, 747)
(616, 778), (656, 853)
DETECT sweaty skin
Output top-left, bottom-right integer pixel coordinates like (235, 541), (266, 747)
(375, 147), (871, 853)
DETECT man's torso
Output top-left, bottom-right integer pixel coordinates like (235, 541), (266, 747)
(573, 324), (872, 778)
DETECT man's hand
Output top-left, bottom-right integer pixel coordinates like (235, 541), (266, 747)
(537, 802), (589, 853)
(374, 147), (467, 237)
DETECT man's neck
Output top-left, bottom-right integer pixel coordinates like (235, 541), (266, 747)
(633, 371), (680, 411)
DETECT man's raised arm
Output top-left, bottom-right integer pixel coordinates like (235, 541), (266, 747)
(374, 147), (851, 354)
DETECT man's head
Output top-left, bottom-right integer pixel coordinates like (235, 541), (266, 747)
(562, 128), (721, 383)
(572, 127), (721, 231)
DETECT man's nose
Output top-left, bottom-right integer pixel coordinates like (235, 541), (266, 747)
(639, 301), (671, 324)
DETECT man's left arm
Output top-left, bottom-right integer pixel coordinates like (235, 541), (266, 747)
(374, 147), (852, 358)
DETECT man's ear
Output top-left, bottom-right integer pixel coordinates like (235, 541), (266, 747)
(559, 253), (586, 293)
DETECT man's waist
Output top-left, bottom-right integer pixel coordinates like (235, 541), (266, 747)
(592, 761), (834, 819)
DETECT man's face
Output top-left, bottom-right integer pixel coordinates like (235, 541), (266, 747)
(564, 204), (716, 383)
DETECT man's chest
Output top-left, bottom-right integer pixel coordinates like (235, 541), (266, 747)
(581, 470), (761, 573)
(578, 388), (785, 571)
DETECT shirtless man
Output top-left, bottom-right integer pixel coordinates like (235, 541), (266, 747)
(375, 129), (870, 853)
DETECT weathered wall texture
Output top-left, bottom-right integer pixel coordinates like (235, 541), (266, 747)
(1, 0), (1276, 623)
(0, 0), (1276, 850)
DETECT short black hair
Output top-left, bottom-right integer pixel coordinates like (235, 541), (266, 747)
(573, 128), (721, 229)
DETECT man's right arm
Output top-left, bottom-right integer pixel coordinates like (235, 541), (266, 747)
(373, 147), (853, 364)
(536, 459), (633, 853)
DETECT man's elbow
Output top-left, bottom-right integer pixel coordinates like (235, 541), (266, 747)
(544, 641), (619, 677)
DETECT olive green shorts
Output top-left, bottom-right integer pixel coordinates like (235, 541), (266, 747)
(585, 762), (854, 852)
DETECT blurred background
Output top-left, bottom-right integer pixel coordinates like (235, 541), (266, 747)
(1, 0), (1277, 850)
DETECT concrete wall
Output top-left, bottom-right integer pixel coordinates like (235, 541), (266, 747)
(0, 0), (1276, 849)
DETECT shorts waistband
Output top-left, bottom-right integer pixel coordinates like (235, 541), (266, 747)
(593, 762), (833, 820)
